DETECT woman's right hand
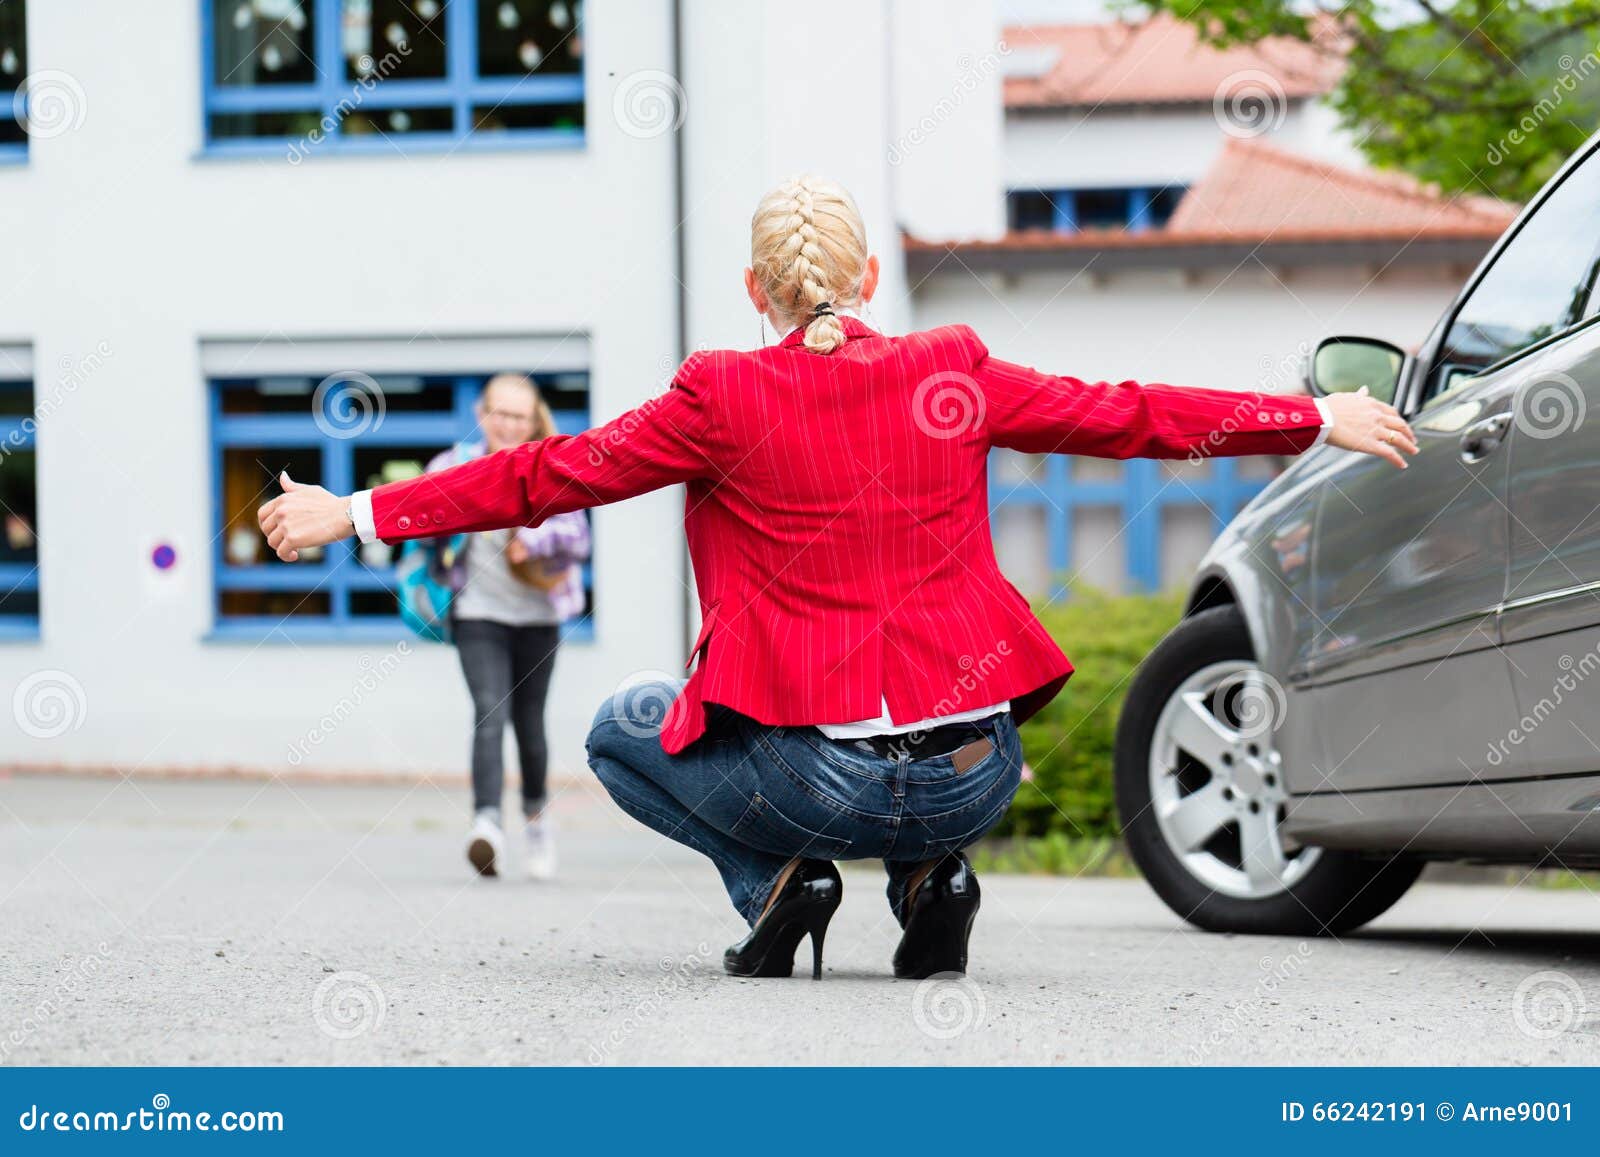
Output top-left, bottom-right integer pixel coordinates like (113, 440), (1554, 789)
(1323, 387), (1420, 469)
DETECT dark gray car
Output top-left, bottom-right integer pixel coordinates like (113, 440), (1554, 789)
(1115, 134), (1600, 935)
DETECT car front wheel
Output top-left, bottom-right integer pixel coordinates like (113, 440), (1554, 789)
(1115, 605), (1421, 935)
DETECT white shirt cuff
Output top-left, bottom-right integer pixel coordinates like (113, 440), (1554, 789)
(349, 489), (378, 544)
(1309, 397), (1334, 448)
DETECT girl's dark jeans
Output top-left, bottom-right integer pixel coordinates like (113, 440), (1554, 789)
(453, 618), (560, 819)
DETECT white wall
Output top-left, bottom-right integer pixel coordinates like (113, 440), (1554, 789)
(1, 1), (686, 780)
(889, 0), (1007, 241)
(1004, 100), (1353, 192)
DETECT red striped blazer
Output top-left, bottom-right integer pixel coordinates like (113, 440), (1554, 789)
(366, 317), (1324, 753)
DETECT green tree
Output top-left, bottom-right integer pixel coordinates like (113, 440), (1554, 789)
(1132, 0), (1600, 202)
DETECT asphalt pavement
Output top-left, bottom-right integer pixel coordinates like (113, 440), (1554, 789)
(3, 772), (1599, 1065)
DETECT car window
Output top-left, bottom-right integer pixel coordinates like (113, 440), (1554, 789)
(1427, 149), (1600, 404)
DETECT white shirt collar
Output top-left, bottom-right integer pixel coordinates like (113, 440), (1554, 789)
(780, 302), (862, 340)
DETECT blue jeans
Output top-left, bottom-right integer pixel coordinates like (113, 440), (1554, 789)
(584, 679), (1024, 926)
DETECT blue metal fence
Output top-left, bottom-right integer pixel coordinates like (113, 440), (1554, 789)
(987, 452), (1271, 597)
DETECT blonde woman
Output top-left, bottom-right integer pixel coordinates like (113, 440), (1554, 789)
(260, 176), (1415, 980)
(435, 374), (590, 880)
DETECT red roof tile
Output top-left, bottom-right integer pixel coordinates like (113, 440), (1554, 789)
(1003, 14), (1345, 109)
(1167, 139), (1517, 239)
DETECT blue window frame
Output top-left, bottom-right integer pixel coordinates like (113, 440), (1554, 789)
(0, 0), (28, 163)
(1008, 186), (1187, 235)
(0, 378), (39, 639)
(988, 453), (1274, 597)
(209, 371), (593, 642)
(200, 0), (585, 156)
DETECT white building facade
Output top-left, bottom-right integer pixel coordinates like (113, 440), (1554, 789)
(0, 1), (1506, 782)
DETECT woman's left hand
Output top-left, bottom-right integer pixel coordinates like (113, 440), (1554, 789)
(257, 471), (352, 561)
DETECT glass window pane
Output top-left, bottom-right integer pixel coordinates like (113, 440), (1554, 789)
(0, 0), (25, 144)
(0, 448), (37, 565)
(353, 444), (434, 491)
(0, 588), (38, 618)
(220, 446), (322, 567)
(209, 110), (324, 140)
(221, 589), (331, 617)
(1009, 190), (1055, 232)
(0, 379), (33, 417)
(342, 0), (446, 82)
(1434, 153), (1600, 392)
(211, 1), (318, 87)
(472, 101), (582, 134)
(1076, 189), (1132, 230)
(479, 0), (582, 77)
(1149, 185), (1185, 228)
(340, 104), (453, 135)
(350, 589), (400, 617)
(0, 0), (25, 98)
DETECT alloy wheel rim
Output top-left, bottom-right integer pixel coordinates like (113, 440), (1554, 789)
(1147, 659), (1320, 899)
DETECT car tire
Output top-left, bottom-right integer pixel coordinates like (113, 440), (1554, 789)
(1115, 605), (1422, 935)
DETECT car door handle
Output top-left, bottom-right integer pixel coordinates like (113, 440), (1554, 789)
(1459, 412), (1512, 463)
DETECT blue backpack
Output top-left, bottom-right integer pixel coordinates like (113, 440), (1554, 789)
(396, 532), (468, 642)
(393, 440), (477, 642)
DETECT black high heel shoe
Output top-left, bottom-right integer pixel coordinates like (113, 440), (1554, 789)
(724, 859), (842, 979)
(893, 852), (981, 979)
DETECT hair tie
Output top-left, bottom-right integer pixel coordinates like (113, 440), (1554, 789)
(810, 301), (835, 319)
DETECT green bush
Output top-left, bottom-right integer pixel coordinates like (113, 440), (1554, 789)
(1000, 586), (1187, 840)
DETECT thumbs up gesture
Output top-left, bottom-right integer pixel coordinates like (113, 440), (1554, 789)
(257, 471), (352, 562)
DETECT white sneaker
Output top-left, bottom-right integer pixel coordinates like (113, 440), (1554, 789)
(466, 814), (506, 878)
(525, 817), (558, 881)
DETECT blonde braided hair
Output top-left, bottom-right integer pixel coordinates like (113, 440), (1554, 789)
(749, 175), (870, 354)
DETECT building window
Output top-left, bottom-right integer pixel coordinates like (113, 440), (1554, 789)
(202, 0), (584, 153)
(0, 0), (27, 161)
(0, 378), (38, 638)
(987, 452), (1273, 597)
(210, 370), (593, 641)
(1008, 186), (1186, 234)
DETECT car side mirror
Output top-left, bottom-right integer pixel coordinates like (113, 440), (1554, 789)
(1307, 336), (1406, 405)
